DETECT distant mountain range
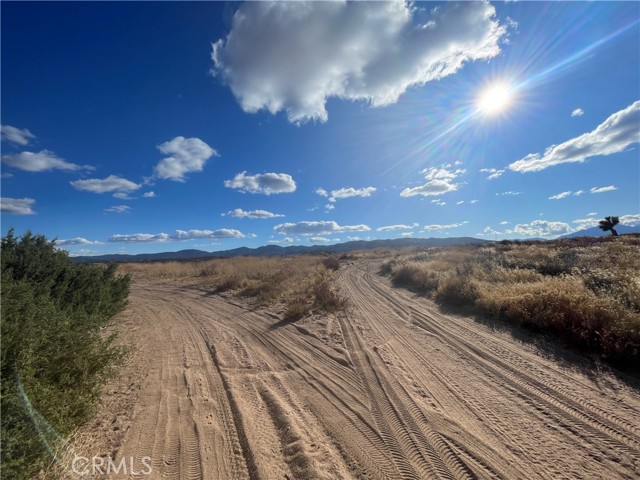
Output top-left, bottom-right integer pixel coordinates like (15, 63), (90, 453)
(71, 236), (486, 263)
(558, 224), (640, 239)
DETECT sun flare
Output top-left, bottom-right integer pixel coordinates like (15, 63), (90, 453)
(477, 82), (513, 115)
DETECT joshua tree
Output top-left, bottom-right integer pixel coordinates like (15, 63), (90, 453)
(598, 216), (619, 236)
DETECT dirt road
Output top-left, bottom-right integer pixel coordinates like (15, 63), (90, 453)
(107, 261), (640, 479)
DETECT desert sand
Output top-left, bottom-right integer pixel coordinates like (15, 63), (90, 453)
(90, 260), (640, 479)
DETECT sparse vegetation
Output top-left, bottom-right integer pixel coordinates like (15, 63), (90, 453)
(380, 235), (640, 368)
(1, 230), (130, 479)
(119, 254), (347, 319)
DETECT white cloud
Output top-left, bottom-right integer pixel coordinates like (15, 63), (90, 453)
(401, 165), (464, 198)
(479, 168), (505, 180)
(1, 125), (36, 146)
(549, 191), (572, 200)
(470, 199), (479, 204)
(509, 101), (640, 172)
(315, 188), (328, 197)
(71, 175), (141, 194)
(573, 190), (584, 196)
(109, 228), (245, 243)
(481, 226), (503, 236)
(510, 220), (572, 237)
(377, 223), (418, 232)
(224, 171), (296, 195)
(400, 232), (414, 237)
(572, 217), (600, 230)
(154, 136), (217, 182)
(324, 204), (335, 211)
(57, 237), (103, 246)
(496, 191), (521, 196)
(2, 150), (91, 172)
(621, 214), (640, 226)
(108, 233), (171, 243)
(423, 221), (468, 231)
(500, 221), (510, 225)
(421, 167), (466, 181)
(456, 200), (464, 205)
(587, 212), (597, 216)
(274, 221), (370, 235)
(105, 205), (131, 214)
(143, 191), (156, 198)
(309, 236), (331, 243)
(212, 1), (506, 123)
(173, 229), (245, 240)
(268, 237), (294, 244)
(223, 208), (284, 219)
(347, 236), (361, 241)
(590, 185), (617, 194)
(113, 192), (135, 200)
(571, 108), (584, 117)
(329, 187), (376, 201)
(401, 179), (458, 197)
(431, 199), (447, 206)
(0, 197), (36, 215)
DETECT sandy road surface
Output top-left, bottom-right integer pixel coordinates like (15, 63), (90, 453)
(108, 261), (640, 479)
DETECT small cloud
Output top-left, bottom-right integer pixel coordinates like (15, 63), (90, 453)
(496, 191), (521, 196)
(105, 205), (131, 214)
(376, 223), (418, 232)
(1, 125), (36, 146)
(590, 185), (617, 194)
(431, 199), (447, 206)
(224, 208), (284, 219)
(324, 204), (335, 211)
(549, 191), (572, 200)
(469, 199), (479, 204)
(571, 108), (584, 117)
(268, 237), (294, 244)
(309, 236), (331, 243)
(224, 171), (296, 195)
(1, 173), (14, 179)
(154, 136), (217, 182)
(479, 168), (505, 180)
(401, 179), (458, 197)
(509, 219), (572, 237)
(113, 192), (135, 200)
(0, 197), (36, 215)
(143, 191), (156, 198)
(2, 150), (92, 172)
(423, 221), (468, 232)
(71, 175), (141, 194)
(620, 213), (640, 226)
(400, 232), (414, 237)
(274, 220), (370, 235)
(500, 221), (510, 225)
(57, 237), (103, 246)
(456, 200), (464, 205)
(315, 188), (328, 197)
(573, 190), (584, 196)
(586, 212), (597, 217)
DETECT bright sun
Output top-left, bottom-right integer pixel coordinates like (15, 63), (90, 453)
(477, 82), (513, 115)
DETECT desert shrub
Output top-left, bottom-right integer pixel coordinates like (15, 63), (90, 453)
(435, 274), (478, 305)
(383, 235), (640, 368)
(284, 297), (311, 321)
(1, 230), (130, 479)
(321, 256), (341, 271)
(313, 277), (348, 312)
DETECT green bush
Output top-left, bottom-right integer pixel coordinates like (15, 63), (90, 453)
(1, 230), (130, 479)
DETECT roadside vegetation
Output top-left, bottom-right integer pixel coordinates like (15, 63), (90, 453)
(1, 230), (130, 479)
(380, 235), (640, 369)
(119, 254), (347, 320)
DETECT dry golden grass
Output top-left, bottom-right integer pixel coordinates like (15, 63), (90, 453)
(119, 255), (347, 316)
(381, 235), (640, 368)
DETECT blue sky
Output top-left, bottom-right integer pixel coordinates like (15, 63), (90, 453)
(1, 1), (639, 255)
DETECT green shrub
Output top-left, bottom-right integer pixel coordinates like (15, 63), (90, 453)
(1, 230), (130, 479)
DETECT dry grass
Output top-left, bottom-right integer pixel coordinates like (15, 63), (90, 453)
(119, 255), (347, 318)
(381, 235), (640, 368)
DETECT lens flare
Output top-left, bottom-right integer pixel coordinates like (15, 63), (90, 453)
(477, 83), (513, 115)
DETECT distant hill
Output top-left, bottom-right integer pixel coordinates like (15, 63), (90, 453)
(558, 224), (640, 239)
(71, 236), (486, 263)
